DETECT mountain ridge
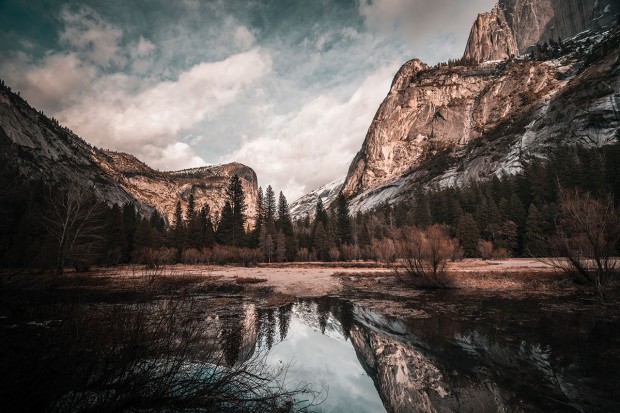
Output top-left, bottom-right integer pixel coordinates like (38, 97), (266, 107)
(0, 83), (258, 225)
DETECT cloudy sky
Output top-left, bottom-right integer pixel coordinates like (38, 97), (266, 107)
(0, 0), (494, 201)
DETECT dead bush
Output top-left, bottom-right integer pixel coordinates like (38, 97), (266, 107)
(395, 225), (458, 289)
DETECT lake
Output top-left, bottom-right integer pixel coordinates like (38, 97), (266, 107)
(243, 293), (620, 412)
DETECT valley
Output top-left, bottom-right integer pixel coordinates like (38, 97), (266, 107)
(1, 0), (620, 412)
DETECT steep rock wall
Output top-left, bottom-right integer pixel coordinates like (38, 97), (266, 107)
(464, 0), (620, 63)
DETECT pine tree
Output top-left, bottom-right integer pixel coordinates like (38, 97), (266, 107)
(172, 201), (185, 253)
(276, 230), (286, 262)
(264, 185), (277, 236)
(277, 192), (293, 236)
(335, 193), (352, 246)
(122, 203), (137, 261)
(456, 213), (480, 258)
(313, 222), (330, 261)
(249, 187), (264, 248)
(216, 201), (234, 245)
(200, 205), (215, 247)
(524, 203), (544, 255)
(185, 193), (202, 248)
(104, 204), (126, 264)
(225, 175), (246, 246)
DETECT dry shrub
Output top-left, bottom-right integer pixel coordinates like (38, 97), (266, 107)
(210, 245), (261, 266)
(542, 189), (619, 300)
(340, 244), (361, 262)
(372, 238), (397, 263)
(297, 248), (310, 262)
(328, 246), (341, 262)
(182, 248), (203, 264)
(395, 225), (459, 289)
(132, 247), (176, 267)
(478, 240), (511, 260)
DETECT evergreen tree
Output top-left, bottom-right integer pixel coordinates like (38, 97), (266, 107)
(313, 222), (331, 261)
(122, 203), (137, 261)
(524, 203), (544, 255)
(276, 230), (286, 262)
(456, 213), (480, 257)
(185, 194), (202, 248)
(277, 192), (293, 236)
(199, 205), (215, 247)
(133, 218), (154, 251)
(216, 201), (234, 245)
(414, 192), (432, 228)
(264, 185), (276, 234)
(225, 175), (246, 246)
(104, 204), (126, 264)
(249, 187), (265, 248)
(172, 201), (185, 252)
(335, 193), (352, 246)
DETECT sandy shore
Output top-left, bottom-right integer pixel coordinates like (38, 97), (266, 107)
(98, 258), (561, 298)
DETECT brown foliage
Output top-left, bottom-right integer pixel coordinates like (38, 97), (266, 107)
(543, 189), (619, 300)
(395, 225), (459, 289)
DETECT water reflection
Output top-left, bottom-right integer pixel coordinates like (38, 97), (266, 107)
(222, 294), (620, 413)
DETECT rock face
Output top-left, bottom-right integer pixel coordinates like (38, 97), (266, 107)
(0, 84), (258, 226)
(340, 23), (620, 213)
(463, 4), (519, 63)
(0, 86), (144, 210)
(464, 0), (620, 63)
(94, 151), (258, 225)
(289, 178), (344, 220)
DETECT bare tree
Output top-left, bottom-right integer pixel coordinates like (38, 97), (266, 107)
(543, 189), (619, 300)
(395, 225), (459, 289)
(42, 182), (105, 274)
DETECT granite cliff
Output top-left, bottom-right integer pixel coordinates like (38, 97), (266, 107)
(335, 1), (620, 214)
(464, 0), (620, 63)
(0, 84), (258, 225)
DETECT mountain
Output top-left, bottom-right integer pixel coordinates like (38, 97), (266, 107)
(0, 83), (258, 225)
(289, 178), (344, 219)
(93, 150), (258, 225)
(337, 1), (620, 213)
(464, 0), (620, 63)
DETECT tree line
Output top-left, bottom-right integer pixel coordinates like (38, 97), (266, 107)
(1, 144), (619, 272)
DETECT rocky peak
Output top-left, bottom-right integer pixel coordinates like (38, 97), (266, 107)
(464, 0), (620, 63)
(463, 4), (519, 63)
(340, 26), (620, 212)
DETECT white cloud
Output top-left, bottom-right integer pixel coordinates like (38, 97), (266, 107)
(222, 64), (399, 201)
(234, 26), (256, 50)
(3, 6), (272, 172)
(59, 6), (125, 68)
(1, 52), (97, 111)
(55, 48), (272, 170)
(358, 0), (496, 61)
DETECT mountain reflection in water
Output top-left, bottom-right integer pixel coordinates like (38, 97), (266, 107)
(222, 295), (619, 413)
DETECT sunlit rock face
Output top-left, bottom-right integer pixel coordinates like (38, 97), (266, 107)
(95, 150), (258, 225)
(0, 85), (258, 225)
(341, 24), (620, 213)
(289, 178), (344, 220)
(463, 4), (519, 63)
(464, 0), (620, 63)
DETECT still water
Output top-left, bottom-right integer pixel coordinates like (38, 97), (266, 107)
(245, 293), (620, 413)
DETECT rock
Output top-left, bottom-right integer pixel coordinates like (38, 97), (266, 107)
(463, 4), (519, 63)
(464, 0), (620, 63)
(338, 13), (620, 213)
(289, 178), (344, 220)
(0, 85), (258, 226)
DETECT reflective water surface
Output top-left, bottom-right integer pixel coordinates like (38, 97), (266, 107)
(236, 293), (620, 413)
